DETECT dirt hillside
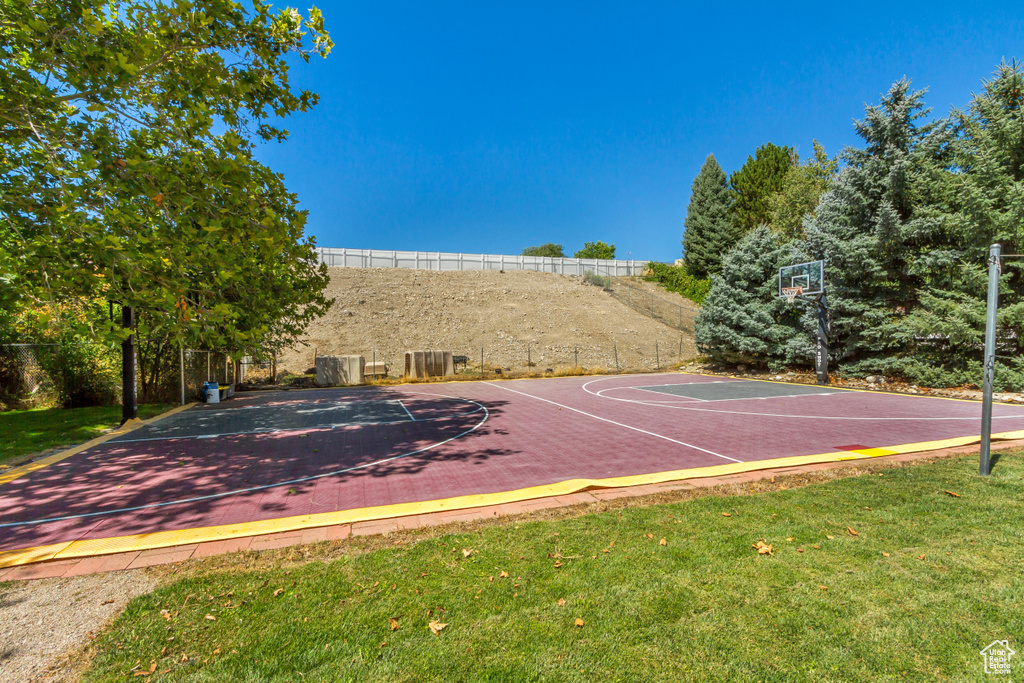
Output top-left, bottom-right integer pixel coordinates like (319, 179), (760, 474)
(278, 268), (699, 375)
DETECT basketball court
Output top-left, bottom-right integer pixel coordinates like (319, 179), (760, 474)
(3, 373), (1024, 569)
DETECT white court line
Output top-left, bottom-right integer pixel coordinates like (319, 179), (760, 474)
(609, 386), (708, 402)
(626, 386), (850, 404)
(108, 406), (484, 444)
(581, 376), (1024, 421)
(483, 382), (742, 463)
(397, 399), (416, 421)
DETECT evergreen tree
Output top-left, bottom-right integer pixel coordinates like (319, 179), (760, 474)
(730, 143), (795, 232)
(906, 61), (1024, 388)
(800, 79), (954, 375)
(767, 141), (838, 239)
(694, 227), (804, 368)
(682, 154), (736, 278)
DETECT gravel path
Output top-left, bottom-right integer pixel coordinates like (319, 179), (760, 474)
(0, 571), (156, 683)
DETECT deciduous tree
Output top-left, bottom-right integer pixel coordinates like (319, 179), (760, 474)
(522, 243), (565, 257)
(574, 241), (615, 259)
(0, 0), (334, 358)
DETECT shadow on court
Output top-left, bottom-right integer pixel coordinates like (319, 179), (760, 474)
(0, 387), (514, 552)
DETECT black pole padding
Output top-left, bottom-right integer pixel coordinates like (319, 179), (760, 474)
(121, 304), (137, 424)
(815, 292), (829, 385)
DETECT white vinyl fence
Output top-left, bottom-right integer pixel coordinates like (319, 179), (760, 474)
(316, 247), (648, 277)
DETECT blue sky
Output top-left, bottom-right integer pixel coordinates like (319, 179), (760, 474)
(254, 2), (1024, 263)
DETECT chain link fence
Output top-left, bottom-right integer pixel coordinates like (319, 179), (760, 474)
(0, 344), (59, 408)
(588, 266), (694, 333)
(283, 336), (696, 385)
(181, 350), (255, 401)
(0, 342), (121, 409)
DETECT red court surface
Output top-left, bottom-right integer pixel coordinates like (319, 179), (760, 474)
(3, 373), (1023, 566)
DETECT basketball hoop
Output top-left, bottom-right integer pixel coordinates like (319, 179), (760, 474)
(781, 286), (803, 303)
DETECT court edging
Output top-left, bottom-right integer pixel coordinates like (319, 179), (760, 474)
(2, 427), (1021, 570)
(0, 403), (197, 487)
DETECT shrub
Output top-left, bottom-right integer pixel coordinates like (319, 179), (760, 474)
(582, 270), (611, 289)
(644, 263), (711, 305)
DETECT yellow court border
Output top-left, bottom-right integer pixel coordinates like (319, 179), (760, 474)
(2, 428), (1022, 569)
(0, 402), (196, 487)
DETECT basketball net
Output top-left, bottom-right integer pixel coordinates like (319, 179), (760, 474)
(781, 286), (803, 303)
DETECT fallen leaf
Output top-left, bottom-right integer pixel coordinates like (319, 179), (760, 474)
(212, 648), (221, 655)
(659, 538), (667, 546)
(574, 618), (585, 627)
(918, 554), (926, 560)
(389, 618), (400, 631)
(819, 585), (828, 590)
(721, 512), (731, 517)
(826, 535), (835, 540)
(797, 548), (804, 553)
(273, 588), (284, 597)
(847, 527), (859, 536)
(646, 533), (653, 539)
(101, 599), (114, 605)
(554, 561), (563, 568)
(557, 598), (566, 607)
(133, 662), (157, 677)
(428, 620), (448, 635)
(499, 570), (509, 578)
(882, 552), (891, 557)
(462, 549), (473, 558)
(602, 549), (609, 554)
(786, 537), (794, 542)
(205, 614), (216, 621)
(944, 490), (961, 498)
(813, 545), (820, 549)
(752, 541), (774, 555)
(159, 609), (171, 621)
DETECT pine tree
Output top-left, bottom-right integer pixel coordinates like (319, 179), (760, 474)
(682, 154), (736, 278)
(905, 61), (1024, 388)
(800, 79), (954, 376)
(730, 143), (795, 232)
(694, 227), (804, 368)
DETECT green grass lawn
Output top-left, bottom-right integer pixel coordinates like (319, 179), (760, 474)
(79, 453), (1023, 682)
(0, 403), (174, 467)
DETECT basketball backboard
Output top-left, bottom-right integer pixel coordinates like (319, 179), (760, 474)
(779, 260), (824, 297)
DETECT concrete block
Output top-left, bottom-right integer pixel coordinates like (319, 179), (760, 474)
(316, 355), (365, 386)
(404, 351), (454, 378)
(365, 361), (389, 379)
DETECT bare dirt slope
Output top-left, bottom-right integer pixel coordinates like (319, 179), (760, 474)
(279, 268), (699, 375)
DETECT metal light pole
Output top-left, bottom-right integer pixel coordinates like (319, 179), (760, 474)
(980, 243), (1002, 476)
